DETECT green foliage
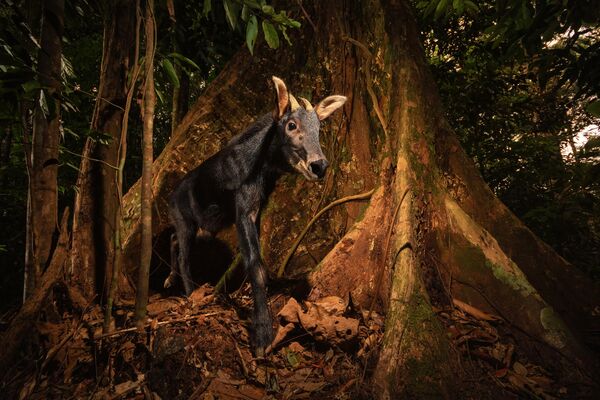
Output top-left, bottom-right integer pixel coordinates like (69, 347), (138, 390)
(202, 0), (300, 54)
(416, 0), (479, 21)
(262, 20), (279, 49)
(418, 0), (600, 279)
(587, 100), (600, 117)
(161, 58), (180, 88)
(246, 15), (258, 55)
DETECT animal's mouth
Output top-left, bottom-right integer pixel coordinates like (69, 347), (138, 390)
(293, 159), (318, 181)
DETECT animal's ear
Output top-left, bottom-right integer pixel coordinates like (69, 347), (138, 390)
(314, 95), (347, 121)
(272, 76), (289, 120)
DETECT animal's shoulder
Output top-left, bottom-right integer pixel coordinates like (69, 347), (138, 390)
(227, 113), (274, 147)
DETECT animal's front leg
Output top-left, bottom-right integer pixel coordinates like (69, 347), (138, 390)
(236, 206), (273, 356)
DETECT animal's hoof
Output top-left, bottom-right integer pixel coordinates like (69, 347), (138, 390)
(253, 322), (274, 357)
(255, 346), (265, 358)
(163, 273), (176, 289)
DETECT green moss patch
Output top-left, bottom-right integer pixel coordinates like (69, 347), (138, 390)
(539, 307), (569, 349)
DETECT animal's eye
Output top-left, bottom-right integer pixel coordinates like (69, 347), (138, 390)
(287, 121), (297, 131)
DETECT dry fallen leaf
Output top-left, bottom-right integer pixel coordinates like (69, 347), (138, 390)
(452, 298), (501, 322)
(513, 361), (528, 376)
(278, 297), (301, 324)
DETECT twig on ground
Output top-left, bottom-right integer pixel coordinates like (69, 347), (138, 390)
(93, 312), (220, 340)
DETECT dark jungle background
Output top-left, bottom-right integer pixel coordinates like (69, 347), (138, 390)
(0, 0), (599, 398)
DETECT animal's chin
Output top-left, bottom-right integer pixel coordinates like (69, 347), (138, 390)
(293, 161), (318, 181)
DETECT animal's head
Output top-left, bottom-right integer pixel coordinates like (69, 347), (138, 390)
(272, 76), (346, 181)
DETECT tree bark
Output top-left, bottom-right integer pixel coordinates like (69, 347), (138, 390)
(70, 0), (136, 300)
(24, 0), (64, 300)
(119, 0), (600, 396)
(135, 0), (155, 327)
(0, 208), (70, 373)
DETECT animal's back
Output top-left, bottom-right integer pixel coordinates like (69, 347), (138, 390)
(168, 113), (274, 227)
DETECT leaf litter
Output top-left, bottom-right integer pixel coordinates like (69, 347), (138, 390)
(1, 283), (383, 399)
(2, 281), (592, 399)
(437, 298), (574, 399)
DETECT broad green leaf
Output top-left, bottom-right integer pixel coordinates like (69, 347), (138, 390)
(261, 5), (274, 15)
(155, 86), (165, 104)
(246, 15), (258, 55)
(423, 0), (438, 17)
(463, 0), (478, 13)
(65, 161), (80, 172)
(586, 100), (600, 117)
(162, 58), (180, 88)
(241, 4), (249, 22)
(280, 26), (292, 46)
(63, 126), (80, 139)
(203, 0), (211, 16)
(262, 20), (279, 49)
(584, 136), (600, 151)
(434, 0), (449, 20)
(453, 0), (464, 14)
(223, 0), (238, 29)
(244, 1), (261, 9)
(169, 53), (200, 70)
(285, 349), (300, 368)
(21, 80), (42, 93)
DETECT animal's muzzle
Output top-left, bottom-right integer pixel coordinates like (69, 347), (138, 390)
(309, 159), (329, 179)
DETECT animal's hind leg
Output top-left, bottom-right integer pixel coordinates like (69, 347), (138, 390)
(176, 226), (195, 296)
(168, 201), (197, 296)
(163, 233), (179, 288)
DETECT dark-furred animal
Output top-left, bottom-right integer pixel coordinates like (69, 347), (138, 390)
(165, 76), (346, 354)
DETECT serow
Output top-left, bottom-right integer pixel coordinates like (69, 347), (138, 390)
(165, 76), (346, 355)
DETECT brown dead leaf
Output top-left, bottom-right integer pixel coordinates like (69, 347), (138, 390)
(453, 299), (501, 322)
(189, 284), (214, 308)
(357, 333), (379, 357)
(266, 323), (295, 353)
(288, 341), (306, 354)
(90, 373), (145, 400)
(295, 380), (327, 393)
(216, 370), (246, 386)
(146, 298), (181, 317)
(18, 376), (37, 400)
(297, 301), (359, 345)
(513, 361), (528, 376)
(507, 371), (529, 391)
(529, 375), (554, 389)
(120, 341), (135, 363)
(237, 385), (265, 400)
(313, 296), (347, 315)
(278, 297), (301, 324)
(276, 297), (360, 345)
(503, 343), (515, 367)
(36, 321), (64, 346)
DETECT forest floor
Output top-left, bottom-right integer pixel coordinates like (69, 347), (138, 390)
(0, 281), (588, 399)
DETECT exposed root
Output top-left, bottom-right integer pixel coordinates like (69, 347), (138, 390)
(367, 187), (410, 320)
(277, 188), (375, 278)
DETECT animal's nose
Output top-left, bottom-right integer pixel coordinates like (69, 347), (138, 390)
(309, 159), (329, 179)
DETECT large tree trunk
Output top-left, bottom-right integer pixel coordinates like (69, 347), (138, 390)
(119, 0), (600, 396)
(24, 0), (64, 300)
(70, 0), (136, 300)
